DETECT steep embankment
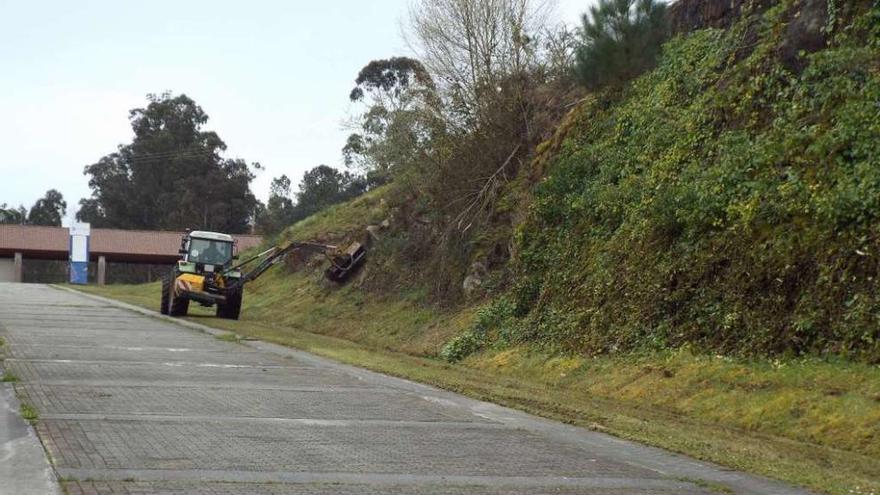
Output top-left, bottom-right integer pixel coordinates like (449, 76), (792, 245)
(479, 0), (880, 361)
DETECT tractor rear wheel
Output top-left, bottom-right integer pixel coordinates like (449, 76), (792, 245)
(160, 276), (171, 315)
(217, 288), (242, 320)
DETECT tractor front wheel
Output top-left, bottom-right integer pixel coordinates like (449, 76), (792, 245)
(217, 288), (243, 320)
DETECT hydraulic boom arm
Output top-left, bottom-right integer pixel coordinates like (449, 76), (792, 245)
(225, 240), (366, 289)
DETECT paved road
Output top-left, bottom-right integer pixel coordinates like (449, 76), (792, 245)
(0, 284), (810, 495)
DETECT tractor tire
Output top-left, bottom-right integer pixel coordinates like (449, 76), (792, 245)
(168, 279), (190, 317)
(160, 276), (171, 315)
(217, 288), (243, 320)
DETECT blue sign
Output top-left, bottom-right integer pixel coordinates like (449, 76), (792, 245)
(69, 223), (90, 284)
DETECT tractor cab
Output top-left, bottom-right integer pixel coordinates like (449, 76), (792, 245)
(180, 231), (235, 271)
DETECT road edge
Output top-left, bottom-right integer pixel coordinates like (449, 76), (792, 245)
(0, 372), (61, 494)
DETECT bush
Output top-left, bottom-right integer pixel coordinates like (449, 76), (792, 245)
(440, 298), (519, 362)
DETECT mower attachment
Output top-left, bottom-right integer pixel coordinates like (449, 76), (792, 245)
(225, 240), (366, 287)
(325, 242), (367, 282)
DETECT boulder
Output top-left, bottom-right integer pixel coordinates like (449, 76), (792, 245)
(462, 261), (488, 297)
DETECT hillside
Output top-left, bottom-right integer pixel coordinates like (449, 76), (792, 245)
(79, 1), (880, 493)
(504, 0), (880, 362)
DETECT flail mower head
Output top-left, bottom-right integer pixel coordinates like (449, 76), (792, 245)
(325, 242), (367, 282)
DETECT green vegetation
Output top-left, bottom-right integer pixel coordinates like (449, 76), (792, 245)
(77, 93), (260, 233)
(275, 185), (390, 244)
(215, 332), (243, 343)
(255, 166), (369, 236)
(19, 401), (38, 423)
(1, 371), (19, 383)
(506, 0), (880, 361)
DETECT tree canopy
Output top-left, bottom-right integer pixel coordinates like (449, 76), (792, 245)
(27, 189), (67, 226)
(1, 189), (67, 226)
(0, 204), (27, 225)
(296, 165), (367, 218)
(343, 57), (444, 186)
(77, 92), (259, 234)
(575, 0), (669, 89)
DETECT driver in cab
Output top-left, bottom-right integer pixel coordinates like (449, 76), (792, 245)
(198, 242), (226, 266)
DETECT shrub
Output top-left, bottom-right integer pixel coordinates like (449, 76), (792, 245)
(440, 298), (519, 362)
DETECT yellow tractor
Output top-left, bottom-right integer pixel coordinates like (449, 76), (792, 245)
(161, 230), (366, 319)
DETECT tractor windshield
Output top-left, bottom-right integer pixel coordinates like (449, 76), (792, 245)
(189, 238), (233, 266)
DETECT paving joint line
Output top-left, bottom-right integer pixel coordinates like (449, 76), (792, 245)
(53, 469), (692, 489)
(39, 413), (503, 427)
(4, 358), (311, 369)
(16, 380), (383, 391)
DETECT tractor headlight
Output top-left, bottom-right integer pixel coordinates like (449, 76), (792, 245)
(178, 261), (196, 273)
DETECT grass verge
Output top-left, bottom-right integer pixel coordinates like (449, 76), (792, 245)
(69, 281), (880, 495)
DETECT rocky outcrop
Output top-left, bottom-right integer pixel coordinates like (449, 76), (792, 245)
(668, 0), (830, 70)
(462, 261), (487, 298)
(667, 0), (776, 33)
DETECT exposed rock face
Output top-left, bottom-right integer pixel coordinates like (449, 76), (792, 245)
(668, 0), (830, 69)
(667, 0), (776, 33)
(780, 0), (830, 65)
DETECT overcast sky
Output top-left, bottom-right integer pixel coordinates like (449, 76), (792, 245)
(0, 0), (590, 225)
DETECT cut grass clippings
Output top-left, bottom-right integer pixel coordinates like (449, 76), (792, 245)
(69, 282), (880, 495)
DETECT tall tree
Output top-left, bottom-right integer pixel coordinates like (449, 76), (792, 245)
(575, 0), (668, 89)
(27, 189), (67, 226)
(75, 198), (109, 227)
(407, 0), (553, 123)
(344, 57), (443, 184)
(78, 92), (259, 233)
